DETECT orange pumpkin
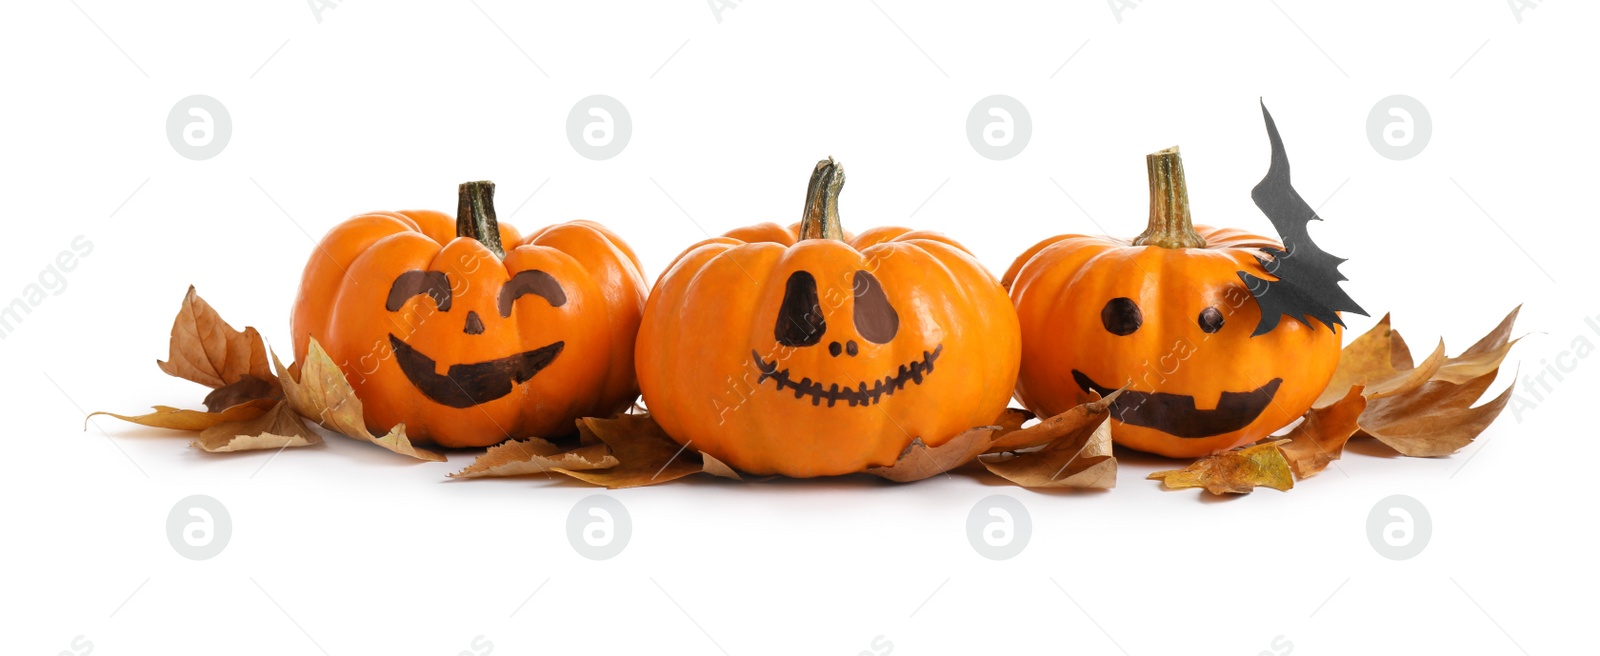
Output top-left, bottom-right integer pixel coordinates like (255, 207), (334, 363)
(291, 181), (648, 448)
(1003, 147), (1340, 458)
(636, 159), (1021, 477)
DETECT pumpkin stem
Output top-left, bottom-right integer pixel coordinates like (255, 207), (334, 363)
(1132, 147), (1207, 249)
(456, 180), (506, 259)
(798, 157), (846, 241)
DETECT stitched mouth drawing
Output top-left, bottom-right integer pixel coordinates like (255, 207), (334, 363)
(1072, 369), (1282, 438)
(390, 334), (564, 408)
(753, 345), (943, 407)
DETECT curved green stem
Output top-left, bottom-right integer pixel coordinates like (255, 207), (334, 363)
(456, 180), (506, 259)
(798, 158), (846, 241)
(1132, 147), (1206, 249)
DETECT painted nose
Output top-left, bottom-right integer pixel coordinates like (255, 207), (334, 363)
(828, 340), (859, 357)
(463, 311), (485, 335)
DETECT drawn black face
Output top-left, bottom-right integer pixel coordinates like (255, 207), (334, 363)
(1078, 297), (1279, 437)
(753, 269), (941, 407)
(384, 269), (567, 408)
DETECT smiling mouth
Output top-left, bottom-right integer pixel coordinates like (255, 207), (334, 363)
(1072, 369), (1282, 438)
(390, 334), (564, 409)
(753, 345), (943, 408)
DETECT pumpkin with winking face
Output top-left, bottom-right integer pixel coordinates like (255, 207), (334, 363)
(290, 181), (648, 448)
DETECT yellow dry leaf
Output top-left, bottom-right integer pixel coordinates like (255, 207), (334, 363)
(192, 400), (321, 452)
(981, 420), (1116, 489)
(1280, 385), (1367, 478)
(450, 438), (617, 478)
(1149, 440), (1294, 494)
(89, 398), (277, 432)
(273, 339), (443, 462)
(157, 286), (275, 389)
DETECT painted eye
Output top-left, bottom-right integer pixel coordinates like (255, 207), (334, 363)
(775, 271), (826, 346)
(852, 270), (899, 344)
(1101, 297), (1142, 336)
(387, 271), (452, 312)
(1198, 307), (1225, 333)
(499, 269), (567, 317)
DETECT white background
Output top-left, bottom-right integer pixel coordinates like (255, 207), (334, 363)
(2, 1), (1592, 654)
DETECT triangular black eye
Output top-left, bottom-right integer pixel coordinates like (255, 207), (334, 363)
(852, 270), (899, 344)
(775, 271), (826, 346)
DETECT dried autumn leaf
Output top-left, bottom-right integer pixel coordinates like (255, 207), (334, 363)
(450, 438), (618, 479)
(1434, 306), (1521, 384)
(991, 408), (1035, 439)
(554, 414), (731, 488)
(1280, 385), (1367, 478)
(192, 400), (321, 453)
(699, 451), (744, 481)
(866, 426), (1001, 483)
(202, 374), (281, 413)
(987, 390), (1121, 453)
(273, 339), (443, 462)
(981, 420), (1117, 489)
(157, 286), (275, 389)
(1315, 315), (1445, 407)
(1358, 370), (1514, 457)
(1148, 440), (1295, 494)
(89, 398), (277, 432)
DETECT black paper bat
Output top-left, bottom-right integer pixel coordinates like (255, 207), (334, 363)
(1237, 101), (1368, 336)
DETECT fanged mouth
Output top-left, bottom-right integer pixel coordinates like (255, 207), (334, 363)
(753, 345), (943, 407)
(1072, 369), (1282, 438)
(390, 334), (564, 409)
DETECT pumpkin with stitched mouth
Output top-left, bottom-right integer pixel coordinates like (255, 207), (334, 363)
(1003, 106), (1364, 458)
(636, 159), (1021, 477)
(291, 181), (648, 448)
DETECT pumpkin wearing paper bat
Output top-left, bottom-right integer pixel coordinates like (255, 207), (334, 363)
(290, 181), (648, 448)
(1003, 103), (1366, 458)
(636, 159), (1021, 477)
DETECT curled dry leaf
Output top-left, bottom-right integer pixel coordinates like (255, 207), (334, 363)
(1357, 371), (1514, 457)
(1308, 308), (1520, 463)
(192, 400), (321, 453)
(89, 398), (277, 432)
(866, 426), (1001, 483)
(1279, 385), (1367, 478)
(987, 390), (1121, 453)
(157, 286), (275, 389)
(274, 338), (444, 462)
(450, 438), (617, 479)
(552, 414), (730, 488)
(203, 374), (281, 413)
(981, 420), (1116, 489)
(1148, 440), (1295, 494)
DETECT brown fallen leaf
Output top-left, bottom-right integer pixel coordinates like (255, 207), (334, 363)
(450, 438), (618, 478)
(192, 400), (322, 452)
(1149, 440), (1295, 494)
(553, 414), (737, 488)
(1279, 385), (1367, 478)
(157, 286), (275, 389)
(987, 390), (1121, 453)
(866, 426), (1001, 483)
(990, 408), (1035, 440)
(1358, 370), (1514, 457)
(274, 338), (444, 462)
(1315, 315), (1444, 407)
(981, 420), (1117, 489)
(89, 398), (277, 432)
(202, 374), (281, 413)
(1434, 306), (1521, 384)
(699, 451), (744, 481)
